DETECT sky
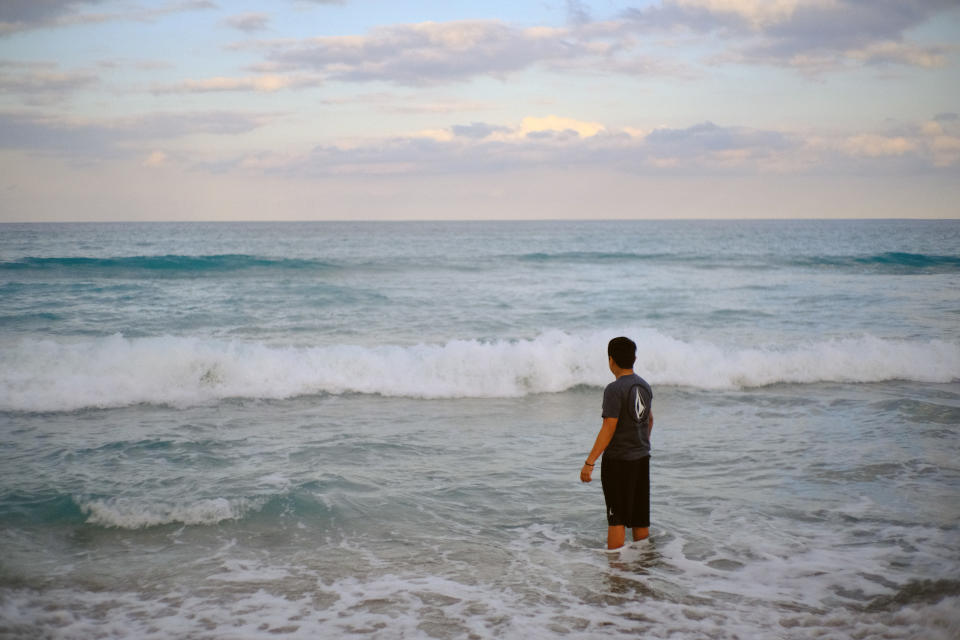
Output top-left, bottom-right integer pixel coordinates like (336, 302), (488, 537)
(1, 0), (959, 221)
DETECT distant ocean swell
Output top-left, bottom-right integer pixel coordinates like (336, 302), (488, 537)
(0, 255), (334, 273)
(519, 250), (960, 272)
(2, 331), (957, 412)
(2, 250), (958, 274)
(791, 252), (960, 273)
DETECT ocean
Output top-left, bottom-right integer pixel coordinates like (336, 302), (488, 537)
(0, 219), (958, 639)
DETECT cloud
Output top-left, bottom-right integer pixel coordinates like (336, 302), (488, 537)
(656, 0), (839, 30)
(839, 134), (918, 158)
(566, 0), (593, 26)
(319, 92), (500, 115)
(226, 2), (953, 89)
(142, 150), (168, 167)
(620, 0), (959, 72)
(644, 121), (790, 153)
(245, 117), (802, 179)
(133, 111), (266, 137)
(517, 115), (605, 139)
(626, 121), (801, 171)
(244, 18), (677, 86)
(451, 122), (512, 139)
(219, 113), (960, 180)
(846, 41), (949, 69)
(0, 112), (116, 156)
(0, 0), (99, 35)
(224, 12), (270, 33)
(918, 115), (960, 167)
(155, 74), (321, 93)
(803, 115), (960, 170)
(0, 62), (98, 102)
(134, 59), (176, 71)
(254, 20), (585, 85)
(430, 115), (607, 143)
(0, 110), (269, 159)
(7, 106), (956, 179)
(0, 1), (105, 25)
(1, 0), (217, 35)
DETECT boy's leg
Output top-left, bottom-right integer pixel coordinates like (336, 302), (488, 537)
(607, 525), (626, 550)
(609, 526), (647, 548)
(632, 457), (651, 542)
(602, 461), (626, 549)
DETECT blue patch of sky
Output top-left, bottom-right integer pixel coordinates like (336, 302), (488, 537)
(1, 12), (218, 74)
(909, 7), (960, 42)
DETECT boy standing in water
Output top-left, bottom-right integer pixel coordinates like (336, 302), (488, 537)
(580, 337), (654, 550)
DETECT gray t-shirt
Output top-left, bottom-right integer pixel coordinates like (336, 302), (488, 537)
(601, 373), (652, 461)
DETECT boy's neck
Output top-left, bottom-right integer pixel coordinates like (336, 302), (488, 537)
(608, 356), (635, 379)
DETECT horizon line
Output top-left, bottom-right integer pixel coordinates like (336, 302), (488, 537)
(2, 216), (958, 225)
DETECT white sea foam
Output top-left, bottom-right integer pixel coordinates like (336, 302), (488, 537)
(1, 330), (958, 411)
(3, 507), (959, 639)
(76, 496), (263, 529)
(2, 576), (957, 640)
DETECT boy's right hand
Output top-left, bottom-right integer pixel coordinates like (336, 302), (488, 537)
(580, 464), (593, 483)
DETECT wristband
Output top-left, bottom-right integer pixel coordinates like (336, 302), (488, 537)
(584, 461), (594, 466)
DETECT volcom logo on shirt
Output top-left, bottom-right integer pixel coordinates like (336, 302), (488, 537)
(634, 388), (645, 420)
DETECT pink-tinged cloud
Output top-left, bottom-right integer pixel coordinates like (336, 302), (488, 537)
(4, 106), (958, 178)
(211, 116), (959, 179)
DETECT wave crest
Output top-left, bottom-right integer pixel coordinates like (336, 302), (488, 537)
(76, 496), (262, 529)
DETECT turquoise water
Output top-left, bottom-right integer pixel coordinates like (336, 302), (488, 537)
(1, 220), (959, 639)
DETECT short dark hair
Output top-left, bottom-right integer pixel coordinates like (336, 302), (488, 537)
(608, 336), (636, 369)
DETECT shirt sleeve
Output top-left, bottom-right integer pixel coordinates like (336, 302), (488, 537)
(601, 383), (620, 418)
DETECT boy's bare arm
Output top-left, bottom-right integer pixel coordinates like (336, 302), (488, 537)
(580, 417), (618, 483)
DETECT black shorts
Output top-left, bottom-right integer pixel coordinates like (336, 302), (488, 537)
(600, 456), (650, 528)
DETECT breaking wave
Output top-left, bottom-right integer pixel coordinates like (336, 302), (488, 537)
(2, 331), (958, 412)
(0, 492), (259, 529)
(0, 484), (339, 529)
